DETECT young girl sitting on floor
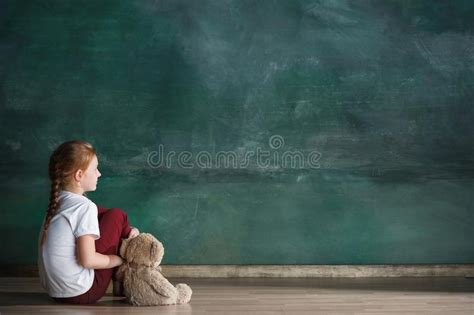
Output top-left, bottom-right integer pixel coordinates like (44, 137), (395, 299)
(38, 140), (139, 304)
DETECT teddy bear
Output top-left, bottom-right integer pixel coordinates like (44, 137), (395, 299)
(115, 233), (192, 306)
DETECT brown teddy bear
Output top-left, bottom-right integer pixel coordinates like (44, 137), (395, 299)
(115, 233), (192, 306)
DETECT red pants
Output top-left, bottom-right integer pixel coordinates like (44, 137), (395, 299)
(53, 206), (132, 304)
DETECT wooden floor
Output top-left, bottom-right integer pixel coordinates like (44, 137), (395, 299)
(0, 277), (473, 314)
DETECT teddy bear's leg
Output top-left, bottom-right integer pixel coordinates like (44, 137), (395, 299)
(175, 283), (192, 304)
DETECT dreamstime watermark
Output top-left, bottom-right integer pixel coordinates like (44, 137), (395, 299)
(147, 135), (321, 169)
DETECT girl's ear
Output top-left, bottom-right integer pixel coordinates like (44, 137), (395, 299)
(120, 238), (131, 258)
(73, 169), (84, 182)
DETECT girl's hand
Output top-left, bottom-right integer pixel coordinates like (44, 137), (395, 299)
(128, 227), (140, 239)
(111, 255), (124, 267)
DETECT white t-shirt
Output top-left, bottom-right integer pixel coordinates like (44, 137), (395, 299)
(38, 190), (101, 298)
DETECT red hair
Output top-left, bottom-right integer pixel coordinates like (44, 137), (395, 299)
(40, 140), (97, 246)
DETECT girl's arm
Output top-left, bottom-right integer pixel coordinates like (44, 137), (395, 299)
(76, 235), (123, 269)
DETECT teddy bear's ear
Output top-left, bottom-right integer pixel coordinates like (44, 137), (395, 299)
(120, 237), (131, 258)
(123, 235), (143, 264)
(149, 239), (164, 266)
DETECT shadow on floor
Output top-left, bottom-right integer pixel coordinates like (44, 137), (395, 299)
(0, 292), (192, 315)
(0, 292), (128, 306)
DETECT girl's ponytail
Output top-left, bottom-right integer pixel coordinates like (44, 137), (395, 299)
(40, 177), (61, 246)
(40, 140), (96, 246)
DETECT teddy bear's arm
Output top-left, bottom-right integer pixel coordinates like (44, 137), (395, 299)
(142, 268), (178, 298)
(115, 264), (126, 282)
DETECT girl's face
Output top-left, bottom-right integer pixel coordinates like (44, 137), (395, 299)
(79, 155), (101, 192)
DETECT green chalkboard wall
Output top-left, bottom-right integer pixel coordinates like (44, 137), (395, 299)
(1, 0), (473, 265)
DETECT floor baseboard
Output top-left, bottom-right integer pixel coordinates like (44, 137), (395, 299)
(2, 264), (474, 277)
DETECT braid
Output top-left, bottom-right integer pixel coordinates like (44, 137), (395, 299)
(40, 160), (62, 246)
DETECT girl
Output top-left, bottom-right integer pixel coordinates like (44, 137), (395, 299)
(38, 140), (139, 304)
